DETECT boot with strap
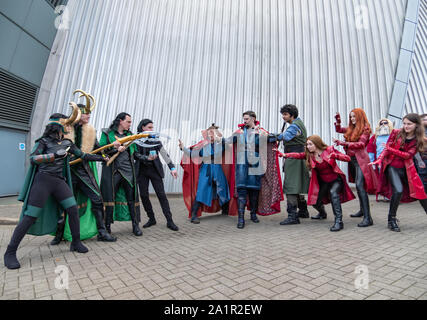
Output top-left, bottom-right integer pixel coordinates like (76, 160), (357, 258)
(280, 203), (300, 225)
(297, 196), (310, 218)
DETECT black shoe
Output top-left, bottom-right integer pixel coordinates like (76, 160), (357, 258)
(358, 217), (373, 227)
(350, 210), (363, 218)
(330, 221), (344, 232)
(167, 221), (179, 231)
(97, 232), (117, 242)
(250, 212), (259, 223)
(388, 218), (400, 232)
(70, 241), (89, 253)
(132, 223), (143, 236)
(4, 245), (20, 270)
(143, 219), (157, 228)
(297, 198), (309, 218)
(311, 212), (327, 220)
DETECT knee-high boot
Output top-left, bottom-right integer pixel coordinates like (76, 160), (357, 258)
(249, 192), (259, 223)
(330, 195), (344, 232)
(357, 190), (373, 227)
(190, 201), (201, 224)
(297, 196), (309, 218)
(311, 203), (327, 220)
(4, 215), (36, 269)
(50, 213), (66, 245)
(280, 203), (300, 225)
(237, 198), (246, 229)
(93, 205), (117, 242)
(67, 206), (89, 253)
(388, 191), (402, 232)
(128, 201), (142, 236)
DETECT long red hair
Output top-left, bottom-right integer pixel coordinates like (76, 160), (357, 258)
(344, 108), (372, 142)
(305, 135), (328, 169)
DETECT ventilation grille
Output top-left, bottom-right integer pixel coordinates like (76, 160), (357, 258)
(0, 70), (37, 130)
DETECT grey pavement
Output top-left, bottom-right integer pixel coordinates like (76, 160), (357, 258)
(0, 194), (427, 300)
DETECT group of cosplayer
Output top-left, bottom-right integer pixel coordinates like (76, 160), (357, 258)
(3, 90), (427, 270)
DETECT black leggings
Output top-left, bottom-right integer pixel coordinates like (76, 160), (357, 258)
(386, 165), (427, 217)
(348, 157), (371, 215)
(113, 172), (135, 201)
(315, 177), (343, 209)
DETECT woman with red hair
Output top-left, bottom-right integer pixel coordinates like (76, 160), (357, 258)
(370, 114), (427, 232)
(334, 108), (378, 227)
(275, 135), (355, 231)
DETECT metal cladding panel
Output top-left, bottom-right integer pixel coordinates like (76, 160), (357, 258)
(406, 0), (427, 115)
(38, 0), (407, 192)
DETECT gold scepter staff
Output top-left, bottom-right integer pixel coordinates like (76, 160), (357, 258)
(106, 141), (132, 167)
(69, 133), (150, 165)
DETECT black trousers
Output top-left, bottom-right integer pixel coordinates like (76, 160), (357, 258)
(386, 165), (427, 217)
(137, 166), (173, 222)
(113, 172), (135, 201)
(315, 177), (343, 215)
(348, 156), (371, 216)
(237, 188), (259, 214)
(72, 178), (103, 212)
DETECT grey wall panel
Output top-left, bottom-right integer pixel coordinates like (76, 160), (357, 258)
(0, 15), (21, 70)
(0, 0), (33, 26)
(23, 0), (58, 48)
(406, 0), (427, 115)
(38, 0), (408, 192)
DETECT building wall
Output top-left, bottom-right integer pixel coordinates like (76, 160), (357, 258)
(0, 0), (64, 196)
(38, 0), (408, 193)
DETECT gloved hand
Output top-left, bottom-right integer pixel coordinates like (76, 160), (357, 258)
(335, 112), (341, 124)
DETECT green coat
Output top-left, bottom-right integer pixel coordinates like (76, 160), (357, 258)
(282, 119), (310, 195)
(99, 129), (141, 223)
(18, 142), (75, 236)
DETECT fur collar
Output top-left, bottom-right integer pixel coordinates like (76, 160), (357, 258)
(64, 124), (96, 153)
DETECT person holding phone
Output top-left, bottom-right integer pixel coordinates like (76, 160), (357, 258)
(134, 119), (179, 231)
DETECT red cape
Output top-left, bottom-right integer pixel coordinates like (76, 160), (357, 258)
(181, 139), (238, 217)
(377, 129), (427, 202)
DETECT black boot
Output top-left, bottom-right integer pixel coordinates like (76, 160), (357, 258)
(128, 201), (143, 236)
(297, 197), (309, 218)
(388, 215), (400, 232)
(190, 202), (201, 224)
(67, 207), (89, 253)
(237, 197), (246, 229)
(329, 195), (344, 232)
(4, 245), (20, 270)
(420, 199), (427, 214)
(357, 191), (373, 227)
(166, 219), (179, 231)
(250, 211), (259, 223)
(280, 204), (300, 225)
(143, 211), (156, 228)
(50, 216), (66, 245)
(350, 210), (363, 218)
(237, 211), (245, 229)
(311, 204), (327, 220)
(221, 202), (229, 215)
(4, 215), (37, 269)
(248, 191), (260, 222)
(93, 207), (116, 242)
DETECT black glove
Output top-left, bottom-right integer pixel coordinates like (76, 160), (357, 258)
(82, 153), (106, 162)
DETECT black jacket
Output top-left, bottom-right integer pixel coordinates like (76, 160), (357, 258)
(134, 140), (176, 179)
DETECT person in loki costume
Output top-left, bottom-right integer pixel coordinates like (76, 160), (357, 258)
(100, 112), (143, 236)
(51, 90), (116, 244)
(227, 111), (284, 229)
(179, 124), (237, 224)
(4, 105), (107, 270)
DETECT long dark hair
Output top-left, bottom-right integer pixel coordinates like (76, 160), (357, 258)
(137, 119), (153, 133)
(109, 112), (131, 130)
(37, 113), (68, 141)
(398, 113), (426, 152)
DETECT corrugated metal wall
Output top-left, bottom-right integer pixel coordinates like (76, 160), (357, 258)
(406, 0), (426, 114)
(37, 0), (408, 192)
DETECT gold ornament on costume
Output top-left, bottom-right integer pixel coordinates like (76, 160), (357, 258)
(73, 89), (96, 114)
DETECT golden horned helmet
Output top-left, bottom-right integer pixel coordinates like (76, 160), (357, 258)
(73, 89), (96, 114)
(48, 102), (82, 133)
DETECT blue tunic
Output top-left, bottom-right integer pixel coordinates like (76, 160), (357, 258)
(184, 141), (230, 207)
(232, 128), (263, 190)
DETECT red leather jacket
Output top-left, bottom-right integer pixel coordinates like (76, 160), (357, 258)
(286, 146), (356, 205)
(335, 123), (378, 194)
(376, 129), (427, 202)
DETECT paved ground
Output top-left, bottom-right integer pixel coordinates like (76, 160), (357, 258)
(1, 194), (427, 300)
